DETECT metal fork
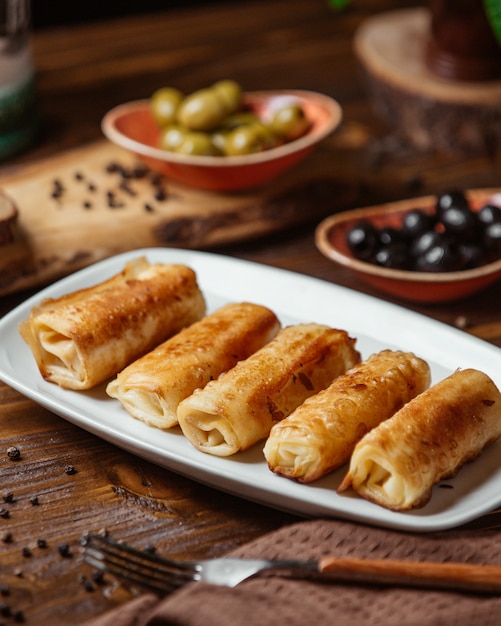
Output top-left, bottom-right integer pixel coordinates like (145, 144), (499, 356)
(81, 532), (501, 596)
(82, 533), (318, 595)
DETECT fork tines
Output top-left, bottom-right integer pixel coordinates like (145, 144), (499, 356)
(81, 533), (198, 595)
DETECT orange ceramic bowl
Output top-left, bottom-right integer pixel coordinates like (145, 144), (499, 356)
(315, 189), (501, 303)
(101, 90), (342, 192)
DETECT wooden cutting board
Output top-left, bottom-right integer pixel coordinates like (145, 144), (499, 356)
(0, 140), (355, 297)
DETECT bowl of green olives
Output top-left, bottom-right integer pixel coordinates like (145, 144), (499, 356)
(315, 189), (501, 303)
(101, 81), (342, 191)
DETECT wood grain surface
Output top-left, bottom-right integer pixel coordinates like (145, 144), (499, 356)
(1, 1), (501, 624)
(0, 140), (355, 296)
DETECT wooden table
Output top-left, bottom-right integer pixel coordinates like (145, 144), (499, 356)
(1, 1), (500, 623)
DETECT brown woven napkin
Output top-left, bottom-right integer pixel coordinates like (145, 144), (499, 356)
(83, 515), (501, 626)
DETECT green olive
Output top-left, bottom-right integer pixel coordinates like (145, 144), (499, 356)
(150, 87), (184, 127)
(224, 124), (271, 156)
(151, 80), (306, 158)
(212, 79), (242, 113)
(269, 104), (310, 141)
(175, 131), (220, 156)
(211, 128), (230, 154)
(176, 88), (228, 131)
(158, 123), (187, 152)
(219, 111), (261, 131)
(253, 121), (281, 150)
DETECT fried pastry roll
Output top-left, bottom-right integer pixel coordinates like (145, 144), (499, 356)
(177, 323), (360, 457)
(263, 350), (430, 483)
(106, 302), (281, 429)
(338, 368), (501, 511)
(19, 257), (206, 390)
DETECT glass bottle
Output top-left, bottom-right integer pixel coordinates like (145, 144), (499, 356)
(0, 0), (38, 158)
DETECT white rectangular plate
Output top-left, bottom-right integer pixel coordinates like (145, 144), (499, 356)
(1, 248), (500, 532)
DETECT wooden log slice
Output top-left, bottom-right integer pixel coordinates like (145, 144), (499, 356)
(0, 192), (18, 245)
(353, 8), (501, 155)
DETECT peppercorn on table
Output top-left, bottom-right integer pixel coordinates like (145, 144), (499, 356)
(1, 1), (501, 624)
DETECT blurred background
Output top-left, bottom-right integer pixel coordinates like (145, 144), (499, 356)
(31, 1), (233, 29)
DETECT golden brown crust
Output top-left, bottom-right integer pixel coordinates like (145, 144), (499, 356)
(106, 302), (281, 428)
(338, 368), (501, 511)
(177, 323), (361, 457)
(264, 350), (430, 483)
(19, 257), (206, 389)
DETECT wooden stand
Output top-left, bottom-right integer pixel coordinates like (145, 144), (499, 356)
(354, 8), (501, 155)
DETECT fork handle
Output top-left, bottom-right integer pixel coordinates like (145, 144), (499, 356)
(318, 557), (501, 594)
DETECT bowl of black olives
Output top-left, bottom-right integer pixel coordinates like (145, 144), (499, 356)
(101, 80), (342, 191)
(315, 189), (501, 303)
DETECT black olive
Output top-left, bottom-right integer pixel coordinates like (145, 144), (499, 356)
(378, 226), (403, 247)
(415, 241), (465, 272)
(345, 190), (501, 275)
(477, 203), (501, 227)
(458, 242), (486, 269)
(401, 209), (435, 238)
(374, 243), (411, 269)
(435, 190), (469, 219)
(440, 205), (478, 241)
(346, 221), (378, 261)
(410, 230), (443, 257)
(484, 221), (501, 258)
